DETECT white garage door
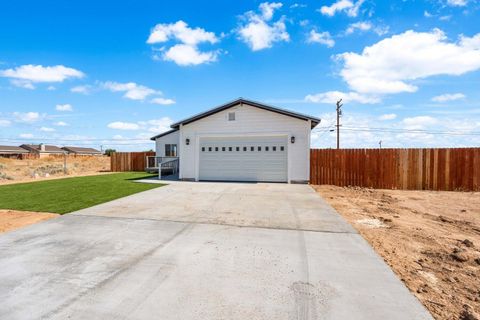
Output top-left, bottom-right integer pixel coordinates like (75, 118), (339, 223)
(199, 136), (288, 182)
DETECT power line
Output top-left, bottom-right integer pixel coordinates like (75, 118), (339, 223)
(340, 127), (480, 136)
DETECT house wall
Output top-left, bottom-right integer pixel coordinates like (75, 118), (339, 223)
(177, 103), (311, 183)
(155, 130), (180, 157)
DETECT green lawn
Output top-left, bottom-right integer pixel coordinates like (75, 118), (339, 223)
(0, 172), (163, 214)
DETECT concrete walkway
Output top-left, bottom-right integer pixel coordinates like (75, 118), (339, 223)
(0, 181), (432, 320)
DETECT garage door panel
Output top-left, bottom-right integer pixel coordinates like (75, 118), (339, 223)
(199, 136), (287, 182)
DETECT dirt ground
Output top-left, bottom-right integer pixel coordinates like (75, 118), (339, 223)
(0, 156), (110, 185)
(0, 210), (57, 234)
(314, 185), (480, 320)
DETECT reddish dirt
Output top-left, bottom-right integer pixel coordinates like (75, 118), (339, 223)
(0, 210), (57, 234)
(314, 185), (480, 320)
(0, 156), (110, 185)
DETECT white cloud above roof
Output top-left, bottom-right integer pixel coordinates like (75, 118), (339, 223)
(237, 2), (290, 51)
(305, 90), (380, 104)
(337, 29), (480, 95)
(147, 21), (220, 66)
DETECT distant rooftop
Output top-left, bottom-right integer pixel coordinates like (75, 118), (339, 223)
(0, 145), (29, 153)
(21, 144), (65, 153)
(62, 146), (102, 154)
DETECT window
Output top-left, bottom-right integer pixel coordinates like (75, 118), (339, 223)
(209, 147), (212, 152)
(215, 147), (219, 151)
(222, 147), (226, 151)
(273, 146), (277, 151)
(236, 147), (240, 151)
(243, 147), (247, 151)
(280, 146), (284, 151)
(165, 144), (177, 157)
(228, 112), (235, 121)
(265, 146), (269, 151)
(229, 147), (232, 151)
(202, 147), (205, 152)
(258, 146), (261, 151)
(250, 146), (254, 151)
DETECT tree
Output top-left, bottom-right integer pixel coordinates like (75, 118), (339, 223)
(104, 148), (116, 156)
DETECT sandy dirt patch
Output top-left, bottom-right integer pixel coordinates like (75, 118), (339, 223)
(0, 210), (57, 234)
(0, 156), (110, 185)
(314, 185), (480, 320)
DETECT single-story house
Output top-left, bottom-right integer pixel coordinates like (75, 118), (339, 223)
(61, 146), (102, 156)
(20, 144), (65, 157)
(0, 145), (30, 158)
(150, 98), (320, 183)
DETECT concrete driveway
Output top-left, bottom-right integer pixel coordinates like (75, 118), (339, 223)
(0, 181), (432, 320)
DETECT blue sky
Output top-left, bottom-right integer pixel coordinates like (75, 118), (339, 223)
(0, 0), (479, 150)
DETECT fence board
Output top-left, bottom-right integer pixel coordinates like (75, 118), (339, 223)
(310, 148), (480, 192)
(110, 152), (155, 172)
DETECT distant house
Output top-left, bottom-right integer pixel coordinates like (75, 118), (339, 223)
(61, 146), (102, 156)
(20, 144), (65, 158)
(0, 145), (30, 158)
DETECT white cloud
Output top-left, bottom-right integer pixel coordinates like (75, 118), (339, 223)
(307, 30), (335, 47)
(70, 85), (92, 94)
(56, 103), (73, 112)
(431, 93), (466, 102)
(108, 117), (174, 134)
(0, 119), (11, 127)
(378, 113), (397, 120)
(162, 44), (219, 66)
(0, 65), (84, 89)
(319, 0), (365, 17)
(345, 21), (372, 34)
(424, 11), (433, 18)
(336, 29), (480, 95)
(237, 2), (290, 51)
(446, 0), (467, 6)
(107, 122), (140, 130)
(102, 81), (157, 100)
(19, 133), (33, 139)
(147, 20), (219, 66)
(150, 97), (176, 105)
(402, 116), (438, 129)
(55, 121), (68, 126)
(13, 112), (42, 123)
(305, 90), (380, 104)
(40, 127), (55, 132)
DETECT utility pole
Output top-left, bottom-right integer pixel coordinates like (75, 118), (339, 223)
(336, 99), (343, 149)
(379, 140), (382, 149)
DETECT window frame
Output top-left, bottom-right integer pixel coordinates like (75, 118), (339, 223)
(165, 144), (177, 157)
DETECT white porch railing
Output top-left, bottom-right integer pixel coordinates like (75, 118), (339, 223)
(145, 156), (179, 179)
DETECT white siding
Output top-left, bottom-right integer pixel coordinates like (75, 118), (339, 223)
(179, 103), (311, 183)
(155, 130), (180, 157)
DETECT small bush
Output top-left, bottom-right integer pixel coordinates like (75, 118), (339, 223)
(0, 172), (13, 180)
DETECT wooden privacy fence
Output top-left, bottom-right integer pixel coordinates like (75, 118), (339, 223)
(310, 148), (480, 191)
(110, 152), (155, 172)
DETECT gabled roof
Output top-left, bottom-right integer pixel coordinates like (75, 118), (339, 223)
(62, 146), (102, 154)
(150, 128), (179, 141)
(170, 98), (321, 129)
(0, 145), (29, 153)
(20, 144), (65, 153)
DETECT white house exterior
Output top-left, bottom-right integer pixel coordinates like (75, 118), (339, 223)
(150, 98), (320, 183)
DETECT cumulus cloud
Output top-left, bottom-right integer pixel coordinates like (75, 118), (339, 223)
(19, 133), (33, 139)
(102, 81), (158, 100)
(402, 116), (438, 129)
(345, 21), (388, 36)
(336, 29), (480, 95)
(307, 30), (335, 47)
(305, 90), (380, 104)
(431, 93), (466, 102)
(319, 0), (365, 17)
(0, 119), (11, 127)
(147, 20), (220, 66)
(108, 117), (174, 133)
(378, 113), (397, 120)
(237, 2), (290, 51)
(55, 121), (68, 126)
(107, 122), (140, 130)
(56, 104), (73, 112)
(13, 112), (42, 123)
(40, 127), (55, 132)
(446, 0), (467, 6)
(0, 64), (84, 89)
(70, 85), (92, 94)
(150, 97), (176, 105)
